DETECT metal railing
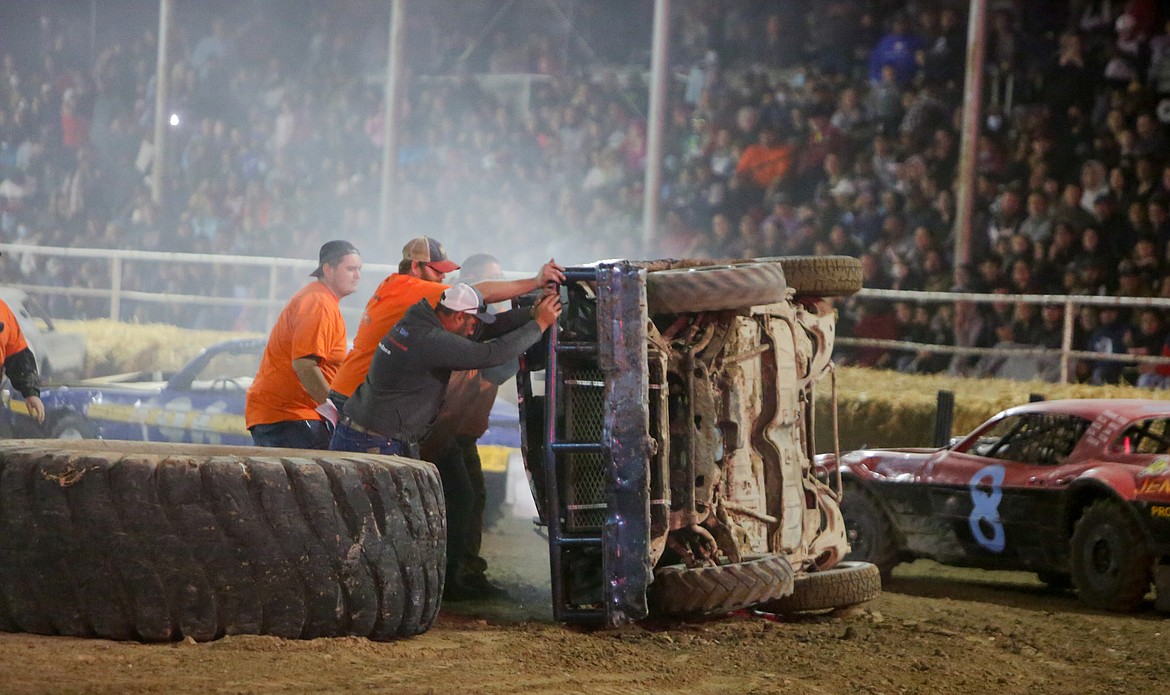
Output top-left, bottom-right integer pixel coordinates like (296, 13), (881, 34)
(4, 243), (1170, 385)
(0, 243), (398, 331)
(844, 287), (1170, 384)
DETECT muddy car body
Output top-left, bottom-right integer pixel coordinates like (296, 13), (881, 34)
(515, 257), (878, 625)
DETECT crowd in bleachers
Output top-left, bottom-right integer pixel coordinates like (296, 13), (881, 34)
(2, 0), (1170, 385)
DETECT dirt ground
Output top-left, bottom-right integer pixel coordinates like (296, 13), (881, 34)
(2, 508), (1167, 695)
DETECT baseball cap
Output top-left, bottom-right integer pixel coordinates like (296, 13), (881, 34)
(310, 240), (360, 278)
(439, 283), (496, 324)
(403, 236), (460, 273)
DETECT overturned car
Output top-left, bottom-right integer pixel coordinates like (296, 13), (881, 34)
(515, 257), (879, 625)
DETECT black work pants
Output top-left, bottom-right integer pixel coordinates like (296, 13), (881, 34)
(433, 435), (488, 581)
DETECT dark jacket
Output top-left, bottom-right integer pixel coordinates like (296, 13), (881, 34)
(343, 300), (541, 442)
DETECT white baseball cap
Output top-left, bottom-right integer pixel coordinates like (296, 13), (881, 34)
(440, 283), (496, 324)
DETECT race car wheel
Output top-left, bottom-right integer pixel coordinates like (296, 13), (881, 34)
(755, 561), (882, 615)
(0, 439), (445, 641)
(1070, 498), (1153, 612)
(645, 262), (787, 314)
(48, 412), (99, 440)
(840, 485), (901, 579)
(648, 553), (794, 617)
(755, 256), (863, 296)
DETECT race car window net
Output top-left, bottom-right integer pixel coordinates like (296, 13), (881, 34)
(1110, 418), (1170, 455)
(965, 413), (1091, 466)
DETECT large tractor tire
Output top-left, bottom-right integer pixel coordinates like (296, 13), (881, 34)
(756, 561), (881, 615)
(645, 262), (787, 314)
(0, 439), (445, 642)
(756, 256), (863, 296)
(648, 554), (794, 617)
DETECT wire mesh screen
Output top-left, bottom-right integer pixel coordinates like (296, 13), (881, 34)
(564, 366), (607, 530)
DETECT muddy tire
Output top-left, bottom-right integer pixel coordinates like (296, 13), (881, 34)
(1070, 498), (1153, 612)
(645, 262), (786, 314)
(841, 485), (901, 579)
(0, 439), (445, 641)
(756, 561), (881, 615)
(756, 256), (862, 296)
(649, 554), (794, 617)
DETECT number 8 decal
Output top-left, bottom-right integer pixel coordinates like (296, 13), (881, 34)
(968, 463), (1006, 552)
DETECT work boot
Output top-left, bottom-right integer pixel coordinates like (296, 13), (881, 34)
(441, 580), (480, 602)
(461, 573), (509, 600)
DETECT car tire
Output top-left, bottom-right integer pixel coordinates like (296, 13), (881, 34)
(0, 439), (445, 641)
(648, 553), (794, 617)
(755, 256), (863, 296)
(48, 412), (99, 440)
(840, 485), (901, 579)
(645, 262), (787, 314)
(755, 561), (882, 615)
(1070, 498), (1153, 612)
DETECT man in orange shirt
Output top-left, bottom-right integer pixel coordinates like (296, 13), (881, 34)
(0, 299), (45, 425)
(735, 127), (792, 190)
(328, 236), (564, 407)
(245, 240), (362, 448)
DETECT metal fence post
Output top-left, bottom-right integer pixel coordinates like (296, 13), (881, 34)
(1061, 298), (1075, 384)
(110, 256), (122, 321)
(266, 265), (280, 329)
(933, 390), (955, 447)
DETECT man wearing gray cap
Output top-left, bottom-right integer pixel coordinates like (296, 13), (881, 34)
(246, 240), (361, 448)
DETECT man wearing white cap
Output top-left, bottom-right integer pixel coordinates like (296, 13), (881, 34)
(330, 283), (560, 458)
(328, 236), (564, 409)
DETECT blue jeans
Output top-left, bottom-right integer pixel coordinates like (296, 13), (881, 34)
(250, 419), (333, 449)
(329, 419), (411, 456)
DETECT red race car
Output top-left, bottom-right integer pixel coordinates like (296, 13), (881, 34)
(823, 399), (1170, 612)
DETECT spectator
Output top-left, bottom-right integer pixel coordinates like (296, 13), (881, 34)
(1127, 307), (1169, 387)
(949, 300), (996, 377)
(1045, 31), (1096, 125)
(1089, 306), (1129, 384)
(734, 127), (792, 193)
(869, 64), (905, 135)
(1019, 191), (1054, 247)
(1080, 160), (1111, 212)
(846, 300), (898, 369)
(868, 14), (924, 87)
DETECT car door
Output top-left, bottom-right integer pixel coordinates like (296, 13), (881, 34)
(921, 412), (1090, 570)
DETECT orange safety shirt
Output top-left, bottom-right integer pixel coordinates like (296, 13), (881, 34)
(0, 300), (28, 369)
(735, 143), (792, 188)
(330, 273), (448, 398)
(245, 281), (347, 428)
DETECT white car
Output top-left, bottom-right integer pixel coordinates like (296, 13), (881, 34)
(0, 286), (86, 382)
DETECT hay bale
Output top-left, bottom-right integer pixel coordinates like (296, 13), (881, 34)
(56, 320), (263, 377)
(814, 366), (1170, 452)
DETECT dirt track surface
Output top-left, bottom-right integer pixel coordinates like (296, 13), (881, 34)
(2, 514), (1166, 695)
